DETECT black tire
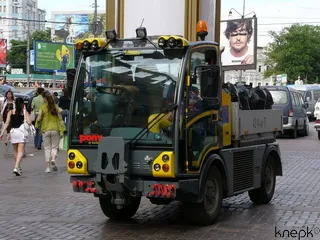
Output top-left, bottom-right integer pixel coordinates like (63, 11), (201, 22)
(318, 131), (320, 140)
(189, 166), (223, 226)
(248, 157), (276, 204)
(99, 195), (141, 221)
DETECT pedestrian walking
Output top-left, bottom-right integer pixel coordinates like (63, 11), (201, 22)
(0, 97), (32, 176)
(1, 89), (15, 146)
(58, 88), (70, 130)
(35, 91), (66, 173)
(31, 87), (45, 149)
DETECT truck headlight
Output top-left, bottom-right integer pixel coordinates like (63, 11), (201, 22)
(153, 164), (161, 171)
(162, 154), (169, 162)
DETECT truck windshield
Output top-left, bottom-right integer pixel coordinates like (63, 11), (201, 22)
(70, 49), (183, 146)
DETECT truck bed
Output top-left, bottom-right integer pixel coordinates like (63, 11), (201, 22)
(231, 103), (283, 145)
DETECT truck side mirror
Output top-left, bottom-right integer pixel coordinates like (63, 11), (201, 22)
(66, 68), (76, 98)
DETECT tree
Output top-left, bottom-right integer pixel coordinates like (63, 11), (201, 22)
(6, 39), (28, 71)
(264, 24), (320, 83)
(31, 29), (51, 43)
(6, 29), (52, 74)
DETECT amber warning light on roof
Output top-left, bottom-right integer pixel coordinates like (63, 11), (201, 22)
(196, 20), (208, 41)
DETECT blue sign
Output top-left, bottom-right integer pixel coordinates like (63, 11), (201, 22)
(30, 50), (34, 65)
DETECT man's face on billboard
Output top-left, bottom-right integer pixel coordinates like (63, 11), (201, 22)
(229, 27), (249, 53)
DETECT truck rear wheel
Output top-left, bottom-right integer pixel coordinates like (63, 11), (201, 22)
(189, 166), (223, 225)
(248, 156), (276, 204)
(99, 195), (141, 221)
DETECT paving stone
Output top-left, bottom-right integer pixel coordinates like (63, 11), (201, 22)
(0, 126), (320, 239)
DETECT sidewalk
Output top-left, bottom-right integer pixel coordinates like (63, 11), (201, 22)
(0, 138), (67, 181)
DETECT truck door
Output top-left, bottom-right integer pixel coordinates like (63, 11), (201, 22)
(185, 46), (221, 172)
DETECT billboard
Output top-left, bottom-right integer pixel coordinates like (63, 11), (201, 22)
(52, 13), (106, 43)
(0, 39), (7, 68)
(34, 41), (75, 72)
(220, 17), (257, 71)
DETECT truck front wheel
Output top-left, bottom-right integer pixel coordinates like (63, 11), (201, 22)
(99, 195), (141, 221)
(188, 166), (223, 225)
(248, 156), (276, 204)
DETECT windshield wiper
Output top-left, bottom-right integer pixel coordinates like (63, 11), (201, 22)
(129, 103), (177, 146)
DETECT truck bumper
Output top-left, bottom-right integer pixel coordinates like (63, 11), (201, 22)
(70, 175), (200, 202)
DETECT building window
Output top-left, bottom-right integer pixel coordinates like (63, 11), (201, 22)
(3, 5), (6, 12)
(0, 6), (2, 12)
(258, 66), (262, 72)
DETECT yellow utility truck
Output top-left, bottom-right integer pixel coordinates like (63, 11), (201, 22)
(66, 22), (283, 225)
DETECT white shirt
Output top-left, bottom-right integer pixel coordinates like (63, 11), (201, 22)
(222, 48), (251, 66)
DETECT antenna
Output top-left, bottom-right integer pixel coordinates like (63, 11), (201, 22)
(140, 18), (144, 27)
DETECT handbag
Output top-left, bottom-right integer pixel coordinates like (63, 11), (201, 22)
(19, 109), (34, 140)
(28, 124), (36, 138)
(59, 134), (68, 151)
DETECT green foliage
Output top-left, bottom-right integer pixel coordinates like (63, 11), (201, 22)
(6, 39), (28, 71)
(31, 29), (52, 43)
(6, 29), (52, 74)
(264, 24), (320, 83)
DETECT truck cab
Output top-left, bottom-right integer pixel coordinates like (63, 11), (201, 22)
(66, 24), (283, 225)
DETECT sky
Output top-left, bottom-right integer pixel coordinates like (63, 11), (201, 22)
(38, 0), (320, 47)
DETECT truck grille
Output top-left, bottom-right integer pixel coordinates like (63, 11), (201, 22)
(233, 150), (254, 192)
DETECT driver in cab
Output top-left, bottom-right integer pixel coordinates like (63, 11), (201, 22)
(148, 86), (203, 134)
(147, 50), (217, 134)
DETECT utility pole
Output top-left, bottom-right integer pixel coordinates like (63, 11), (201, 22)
(93, 0), (98, 37)
(26, 22), (30, 87)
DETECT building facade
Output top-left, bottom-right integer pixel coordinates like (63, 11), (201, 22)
(0, 0), (46, 43)
(224, 47), (274, 87)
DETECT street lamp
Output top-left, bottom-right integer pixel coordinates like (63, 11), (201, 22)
(228, 0), (256, 18)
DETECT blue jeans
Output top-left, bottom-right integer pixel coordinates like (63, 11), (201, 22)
(34, 114), (42, 149)
(61, 110), (69, 132)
